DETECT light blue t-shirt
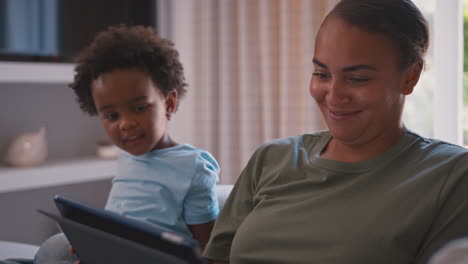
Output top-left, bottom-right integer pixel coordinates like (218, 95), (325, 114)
(105, 144), (220, 238)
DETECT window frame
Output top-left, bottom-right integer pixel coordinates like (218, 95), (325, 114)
(433, 0), (464, 145)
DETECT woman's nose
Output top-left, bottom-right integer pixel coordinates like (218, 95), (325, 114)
(327, 79), (351, 105)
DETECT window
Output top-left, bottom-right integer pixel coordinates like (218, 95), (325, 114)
(404, 0), (435, 138)
(463, 0), (468, 145)
(408, 0), (463, 145)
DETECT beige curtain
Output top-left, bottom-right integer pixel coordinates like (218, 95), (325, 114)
(158, 0), (337, 184)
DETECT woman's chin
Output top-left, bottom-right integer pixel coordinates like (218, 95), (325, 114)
(328, 129), (362, 144)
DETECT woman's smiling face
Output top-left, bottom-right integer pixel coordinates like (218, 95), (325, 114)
(91, 67), (175, 156)
(310, 15), (417, 148)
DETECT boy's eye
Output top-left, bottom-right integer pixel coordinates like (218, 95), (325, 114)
(312, 72), (331, 81)
(134, 104), (150, 113)
(104, 113), (118, 121)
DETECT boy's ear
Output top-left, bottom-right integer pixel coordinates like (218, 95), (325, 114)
(401, 62), (423, 95)
(165, 90), (178, 114)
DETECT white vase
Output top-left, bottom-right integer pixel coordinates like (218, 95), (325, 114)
(4, 125), (48, 167)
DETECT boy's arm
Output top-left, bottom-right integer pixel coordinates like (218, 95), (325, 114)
(187, 220), (215, 251)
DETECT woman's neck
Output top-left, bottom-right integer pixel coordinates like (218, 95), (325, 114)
(320, 126), (407, 163)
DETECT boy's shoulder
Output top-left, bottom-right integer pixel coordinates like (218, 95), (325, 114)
(166, 144), (218, 164)
(181, 145), (220, 176)
(164, 145), (220, 186)
(115, 144), (219, 183)
(121, 144), (220, 174)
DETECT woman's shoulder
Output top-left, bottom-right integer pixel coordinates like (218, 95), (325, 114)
(256, 131), (329, 152)
(405, 130), (468, 157)
(401, 131), (468, 178)
(248, 131), (330, 163)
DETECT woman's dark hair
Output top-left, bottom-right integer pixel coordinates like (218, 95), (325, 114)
(325, 0), (429, 70)
(69, 25), (187, 115)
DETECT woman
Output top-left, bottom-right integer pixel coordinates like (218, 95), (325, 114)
(203, 0), (468, 263)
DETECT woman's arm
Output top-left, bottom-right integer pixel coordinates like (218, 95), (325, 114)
(203, 148), (264, 262)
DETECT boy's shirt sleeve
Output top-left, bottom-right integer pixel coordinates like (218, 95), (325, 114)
(183, 152), (220, 225)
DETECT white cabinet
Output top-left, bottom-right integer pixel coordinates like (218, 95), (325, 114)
(0, 62), (112, 194)
(0, 62), (75, 83)
(0, 157), (117, 194)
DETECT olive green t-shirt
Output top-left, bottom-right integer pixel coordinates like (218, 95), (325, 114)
(203, 131), (468, 264)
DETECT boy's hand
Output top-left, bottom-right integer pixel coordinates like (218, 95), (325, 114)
(69, 245), (80, 264)
(188, 220), (215, 252)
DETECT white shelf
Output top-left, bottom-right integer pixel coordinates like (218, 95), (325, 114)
(0, 157), (117, 194)
(0, 62), (75, 83)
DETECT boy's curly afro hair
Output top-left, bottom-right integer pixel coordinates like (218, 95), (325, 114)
(69, 25), (187, 116)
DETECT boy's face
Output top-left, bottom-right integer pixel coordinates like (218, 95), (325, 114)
(91, 67), (176, 156)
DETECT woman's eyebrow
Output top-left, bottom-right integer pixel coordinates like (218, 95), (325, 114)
(313, 58), (377, 72)
(342, 64), (377, 72)
(312, 58), (328, 69)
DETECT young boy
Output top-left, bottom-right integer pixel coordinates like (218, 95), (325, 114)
(34, 25), (219, 263)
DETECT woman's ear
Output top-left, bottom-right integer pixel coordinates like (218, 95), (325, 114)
(402, 62), (423, 95)
(165, 90), (178, 120)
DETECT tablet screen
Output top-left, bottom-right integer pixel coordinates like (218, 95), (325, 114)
(54, 195), (204, 264)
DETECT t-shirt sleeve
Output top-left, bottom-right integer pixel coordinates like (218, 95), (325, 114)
(414, 153), (468, 264)
(183, 152), (220, 225)
(202, 148), (262, 262)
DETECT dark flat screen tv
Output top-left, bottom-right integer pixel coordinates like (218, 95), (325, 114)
(0, 0), (157, 63)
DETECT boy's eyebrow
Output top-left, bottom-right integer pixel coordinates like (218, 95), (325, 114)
(97, 96), (148, 113)
(313, 58), (377, 72)
(98, 105), (113, 113)
(128, 96), (148, 103)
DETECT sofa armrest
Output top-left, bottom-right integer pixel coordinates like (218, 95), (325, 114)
(216, 184), (233, 209)
(0, 241), (38, 260)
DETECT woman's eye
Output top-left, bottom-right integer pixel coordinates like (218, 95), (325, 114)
(104, 113), (118, 121)
(312, 72), (330, 80)
(349, 77), (370, 83)
(134, 104), (149, 113)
